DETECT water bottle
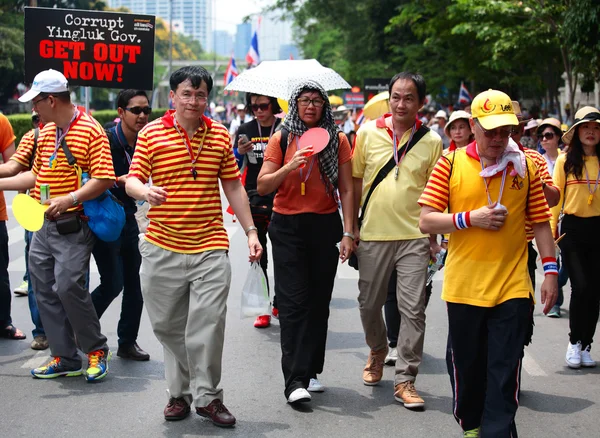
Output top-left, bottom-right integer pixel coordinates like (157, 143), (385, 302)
(426, 248), (447, 285)
(81, 172), (90, 185)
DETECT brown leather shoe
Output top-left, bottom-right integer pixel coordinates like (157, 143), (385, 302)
(117, 343), (150, 361)
(394, 381), (425, 409)
(362, 347), (388, 386)
(196, 399), (236, 427)
(164, 397), (190, 421)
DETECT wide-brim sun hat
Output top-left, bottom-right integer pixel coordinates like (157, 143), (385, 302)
(471, 89), (518, 130)
(537, 118), (562, 135)
(444, 110), (471, 137)
(562, 106), (600, 145)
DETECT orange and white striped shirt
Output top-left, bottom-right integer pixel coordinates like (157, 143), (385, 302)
(128, 111), (240, 254)
(523, 148), (555, 241)
(30, 111), (115, 211)
(419, 142), (551, 306)
(12, 128), (36, 169)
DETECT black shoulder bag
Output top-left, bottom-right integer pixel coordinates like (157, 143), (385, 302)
(348, 125), (430, 270)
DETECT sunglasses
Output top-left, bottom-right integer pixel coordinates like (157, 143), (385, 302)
(540, 132), (556, 141)
(125, 106), (152, 115)
(475, 119), (513, 139)
(250, 103), (271, 112)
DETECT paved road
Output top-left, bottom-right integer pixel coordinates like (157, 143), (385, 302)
(0, 191), (598, 437)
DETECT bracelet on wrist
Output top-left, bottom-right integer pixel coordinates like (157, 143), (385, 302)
(542, 257), (559, 275)
(69, 192), (79, 206)
(245, 225), (258, 236)
(342, 231), (355, 240)
(453, 211), (471, 230)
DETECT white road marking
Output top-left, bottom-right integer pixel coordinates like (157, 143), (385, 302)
(21, 351), (49, 369)
(8, 225), (24, 247)
(522, 350), (547, 377)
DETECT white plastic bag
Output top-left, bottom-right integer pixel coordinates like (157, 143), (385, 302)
(240, 262), (270, 318)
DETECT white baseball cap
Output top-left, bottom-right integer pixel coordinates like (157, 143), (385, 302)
(435, 110), (447, 120)
(236, 103), (246, 111)
(19, 69), (69, 103)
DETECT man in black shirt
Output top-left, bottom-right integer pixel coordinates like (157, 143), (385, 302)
(91, 89), (151, 360)
(233, 94), (281, 328)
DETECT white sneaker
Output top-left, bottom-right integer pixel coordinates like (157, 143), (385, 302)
(581, 345), (596, 368)
(566, 341), (582, 369)
(385, 347), (398, 365)
(308, 378), (325, 392)
(13, 280), (28, 296)
(287, 388), (311, 403)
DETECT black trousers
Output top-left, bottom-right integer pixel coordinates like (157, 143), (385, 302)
(0, 222), (12, 328)
(446, 298), (532, 437)
(254, 212), (276, 308)
(269, 212), (342, 398)
(559, 214), (600, 347)
(385, 271), (432, 348)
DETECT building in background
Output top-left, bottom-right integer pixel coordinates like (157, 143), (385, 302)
(258, 13), (301, 61)
(213, 30), (234, 57)
(108, 0), (212, 52)
(234, 22), (252, 61)
(279, 43), (300, 60)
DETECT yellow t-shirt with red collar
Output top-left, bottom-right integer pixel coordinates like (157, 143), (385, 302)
(418, 142), (552, 307)
(128, 111), (240, 254)
(30, 111), (115, 212)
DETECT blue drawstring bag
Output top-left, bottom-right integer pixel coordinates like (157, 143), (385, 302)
(61, 138), (125, 242)
(82, 190), (125, 242)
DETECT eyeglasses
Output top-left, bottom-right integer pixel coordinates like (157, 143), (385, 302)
(250, 103), (271, 112)
(540, 132), (556, 141)
(297, 97), (325, 108)
(125, 106), (152, 115)
(474, 119), (513, 139)
(32, 96), (49, 106)
(177, 94), (208, 103)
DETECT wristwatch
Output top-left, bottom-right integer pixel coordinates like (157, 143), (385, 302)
(343, 231), (355, 240)
(69, 192), (79, 206)
(245, 225), (258, 236)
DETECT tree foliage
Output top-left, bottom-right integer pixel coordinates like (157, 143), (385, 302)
(276, 0), (598, 114)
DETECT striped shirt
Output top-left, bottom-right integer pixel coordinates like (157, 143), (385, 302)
(30, 111), (115, 211)
(419, 142), (551, 306)
(523, 148), (554, 241)
(128, 111), (240, 254)
(12, 129), (36, 169)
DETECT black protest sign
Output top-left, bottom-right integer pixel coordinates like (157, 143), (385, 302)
(363, 78), (389, 102)
(24, 7), (155, 89)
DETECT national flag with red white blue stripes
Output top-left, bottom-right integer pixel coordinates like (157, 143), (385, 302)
(459, 81), (472, 104)
(223, 55), (238, 86)
(246, 29), (260, 67)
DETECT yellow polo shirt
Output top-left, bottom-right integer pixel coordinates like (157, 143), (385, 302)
(352, 114), (443, 241)
(419, 142), (552, 307)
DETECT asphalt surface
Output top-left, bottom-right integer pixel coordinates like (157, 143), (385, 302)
(1, 191), (598, 438)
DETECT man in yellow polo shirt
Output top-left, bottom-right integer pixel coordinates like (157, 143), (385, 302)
(418, 89), (558, 437)
(352, 72), (443, 409)
(126, 66), (262, 427)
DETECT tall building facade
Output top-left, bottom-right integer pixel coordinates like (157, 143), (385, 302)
(234, 22), (252, 61)
(108, 0), (212, 52)
(213, 30), (234, 57)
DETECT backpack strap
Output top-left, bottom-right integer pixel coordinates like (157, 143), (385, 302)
(29, 127), (39, 170)
(279, 127), (289, 166)
(61, 137), (77, 166)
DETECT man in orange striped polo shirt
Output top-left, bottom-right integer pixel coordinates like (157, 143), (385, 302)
(418, 90), (558, 437)
(0, 69), (115, 382)
(126, 66), (262, 427)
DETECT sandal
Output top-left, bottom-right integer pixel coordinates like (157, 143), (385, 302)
(1, 325), (26, 340)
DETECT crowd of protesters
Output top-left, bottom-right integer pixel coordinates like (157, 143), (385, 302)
(1, 64), (598, 438)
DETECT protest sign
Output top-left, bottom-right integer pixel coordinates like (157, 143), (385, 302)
(363, 78), (388, 103)
(24, 7), (155, 89)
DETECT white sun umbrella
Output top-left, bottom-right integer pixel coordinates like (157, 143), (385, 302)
(224, 59), (351, 100)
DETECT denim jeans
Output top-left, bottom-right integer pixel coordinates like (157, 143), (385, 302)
(0, 222), (12, 328)
(25, 231), (45, 337)
(91, 217), (143, 346)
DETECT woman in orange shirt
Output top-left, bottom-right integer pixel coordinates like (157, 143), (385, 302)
(258, 80), (354, 404)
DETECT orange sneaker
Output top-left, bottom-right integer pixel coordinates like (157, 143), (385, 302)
(394, 381), (425, 409)
(254, 315), (271, 328)
(362, 347), (387, 386)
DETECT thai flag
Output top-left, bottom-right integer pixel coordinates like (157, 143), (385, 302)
(246, 30), (260, 67)
(223, 55), (238, 86)
(356, 109), (365, 126)
(459, 81), (472, 104)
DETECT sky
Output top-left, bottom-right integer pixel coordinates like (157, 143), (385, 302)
(213, 0), (271, 34)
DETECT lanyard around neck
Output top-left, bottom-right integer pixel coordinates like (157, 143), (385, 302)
(479, 158), (508, 206)
(51, 108), (80, 164)
(584, 159), (600, 204)
(172, 113), (208, 179)
(391, 123), (417, 180)
(257, 119), (277, 141)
